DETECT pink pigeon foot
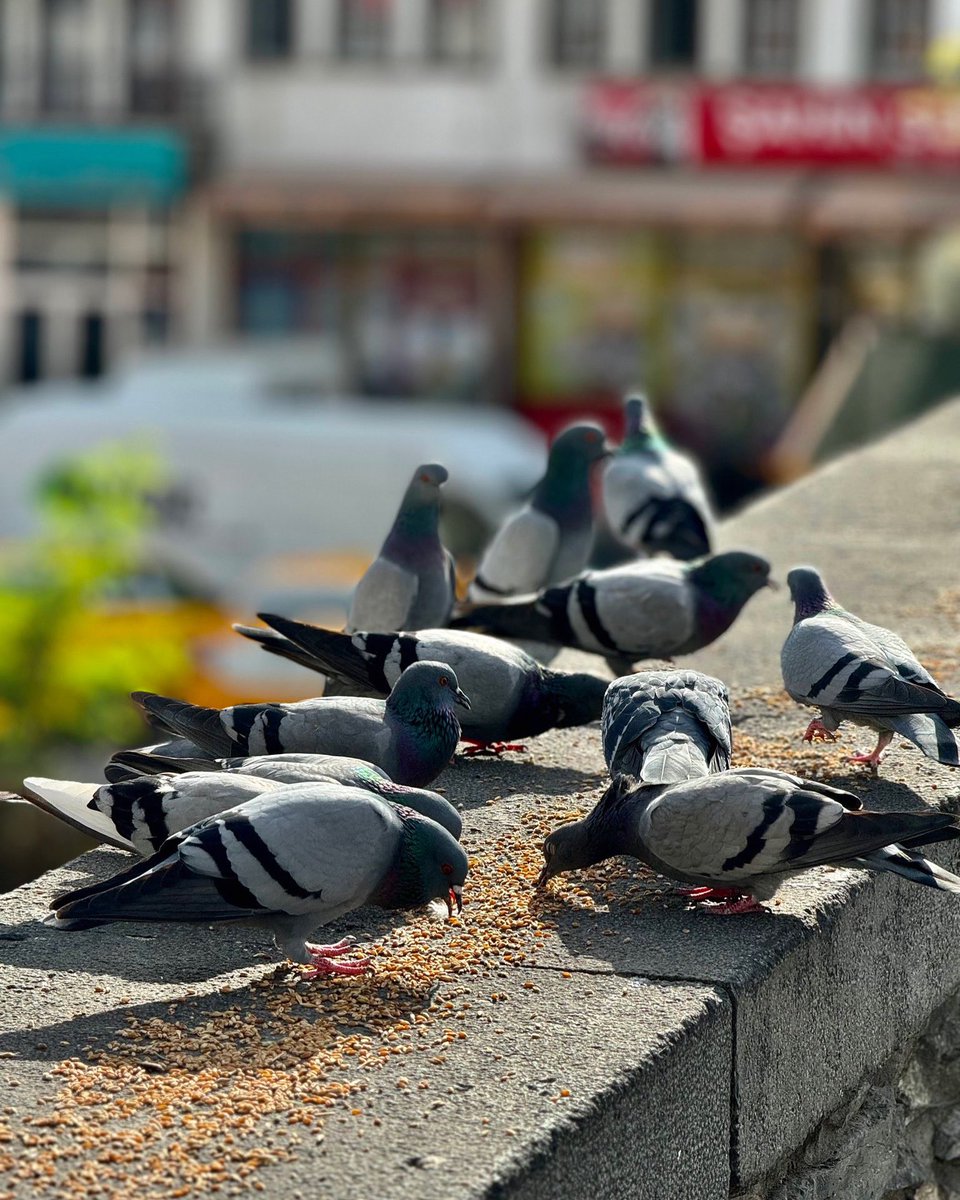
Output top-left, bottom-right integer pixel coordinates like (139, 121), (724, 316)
(846, 731), (893, 771)
(704, 896), (765, 916)
(803, 718), (837, 743)
(461, 739), (528, 757)
(300, 937), (372, 979)
(678, 886), (743, 901)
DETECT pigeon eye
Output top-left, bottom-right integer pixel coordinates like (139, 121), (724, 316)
(420, 473), (430, 483)
(441, 863), (454, 876)
(438, 675), (448, 687)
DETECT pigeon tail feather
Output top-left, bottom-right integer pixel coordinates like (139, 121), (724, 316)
(860, 844), (960, 894)
(257, 616), (373, 687)
(889, 713), (960, 767)
(130, 693), (233, 757)
(22, 777), (135, 851)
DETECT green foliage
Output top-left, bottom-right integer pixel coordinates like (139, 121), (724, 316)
(0, 443), (194, 780)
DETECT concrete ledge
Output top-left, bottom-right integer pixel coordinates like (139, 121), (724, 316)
(3, 399), (960, 1197)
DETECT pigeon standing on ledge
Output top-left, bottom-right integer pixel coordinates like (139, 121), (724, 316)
(348, 462), (456, 633)
(233, 615), (609, 751)
(538, 768), (960, 913)
(129, 660), (471, 789)
(467, 422), (609, 602)
(22, 754), (462, 855)
(602, 393), (714, 561)
(454, 550), (773, 674)
(45, 785), (468, 976)
(781, 566), (960, 770)
(602, 670), (731, 783)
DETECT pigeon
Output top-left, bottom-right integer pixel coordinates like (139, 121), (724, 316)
(348, 462), (456, 632)
(454, 551), (773, 674)
(781, 566), (960, 770)
(129, 661), (471, 789)
(467, 422), (609, 602)
(45, 785), (468, 975)
(22, 756), (462, 855)
(537, 768), (960, 914)
(233, 614), (609, 752)
(602, 393), (714, 561)
(105, 750), (458, 837)
(602, 670), (731, 783)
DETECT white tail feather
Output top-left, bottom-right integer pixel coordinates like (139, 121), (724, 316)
(21, 777), (135, 851)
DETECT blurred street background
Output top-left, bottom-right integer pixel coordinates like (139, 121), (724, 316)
(5, 0), (960, 885)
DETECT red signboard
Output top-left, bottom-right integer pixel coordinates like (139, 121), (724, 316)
(584, 81), (960, 168)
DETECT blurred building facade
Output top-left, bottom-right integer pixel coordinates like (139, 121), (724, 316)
(6, 0), (960, 488)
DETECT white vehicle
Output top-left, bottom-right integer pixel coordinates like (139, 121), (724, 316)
(0, 343), (545, 617)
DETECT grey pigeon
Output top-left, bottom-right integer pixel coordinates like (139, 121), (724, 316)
(602, 393), (714, 560)
(45, 785), (468, 975)
(233, 614), (609, 751)
(467, 422), (609, 602)
(782, 566), (960, 770)
(602, 670), (731, 782)
(348, 462), (456, 632)
(130, 660), (471, 789)
(105, 750), (457, 837)
(538, 768), (960, 913)
(22, 757), (461, 855)
(454, 551), (773, 674)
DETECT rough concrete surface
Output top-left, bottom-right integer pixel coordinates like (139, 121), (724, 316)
(3, 399), (960, 1198)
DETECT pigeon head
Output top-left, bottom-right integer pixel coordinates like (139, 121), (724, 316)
(622, 392), (658, 444)
(387, 463), (449, 546)
(548, 422), (611, 471)
(786, 566), (835, 622)
(382, 808), (468, 914)
(690, 551), (773, 607)
(537, 775), (641, 885)
(537, 817), (595, 886)
(388, 661), (471, 715)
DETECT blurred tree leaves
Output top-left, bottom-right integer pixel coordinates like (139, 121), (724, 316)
(0, 443), (194, 780)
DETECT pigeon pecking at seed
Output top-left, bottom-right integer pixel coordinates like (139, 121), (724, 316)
(348, 462), (457, 633)
(602, 393), (714, 561)
(467, 422), (610, 602)
(45, 785), (468, 976)
(602, 669), (732, 783)
(538, 768), (960, 914)
(781, 566), (960, 770)
(22, 755), (462, 856)
(129, 661), (471, 789)
(454, 550), (773, 676)
(233, 614), (609, 755)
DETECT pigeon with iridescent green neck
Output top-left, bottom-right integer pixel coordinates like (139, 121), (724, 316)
(22, 753), (461, 855)
(603, 393), (713, 561)
(129, 661), (471, 789)
(349, 462), (456, 632)
(782, 566), (960, 770)
(467, 423), (609, 602)
(454, 551), (773, 674)
(45, 785), (468, 976)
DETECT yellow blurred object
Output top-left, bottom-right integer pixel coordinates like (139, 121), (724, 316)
(927, 34), (960, 85)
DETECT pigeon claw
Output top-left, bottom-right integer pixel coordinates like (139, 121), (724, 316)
(847, 731), (893, 770)
(704, 896), (765, 916)
(677, 886), (742, 901)
(460, 739), (528, 758)
(802, 718), (837, 743)
(300, 937), (372, 979)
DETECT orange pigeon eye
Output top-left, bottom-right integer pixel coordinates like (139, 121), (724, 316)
(420, 473), (431, 483)
(438, 675), (448, 687)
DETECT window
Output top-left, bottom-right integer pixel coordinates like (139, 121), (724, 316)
(246, 0), (292, 60)
(549, 0), (606, 69)
(128, 0), (179, 114)
(338, 0), (390, 62)
(871, 0), (929, 80)
(42, 0), (89, 113)
(743, 0), (798, 77)
(650, 0), (698, 68)
(430, 0), (487, 65)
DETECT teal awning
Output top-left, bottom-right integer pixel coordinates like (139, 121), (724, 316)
(0, 128), (188, 207)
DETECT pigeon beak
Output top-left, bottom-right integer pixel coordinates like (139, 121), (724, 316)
(766, 578), (781, 591)
(535, 862), (554, 889)
(454, 687), (472, 711)
(447, 885), (463, 916)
